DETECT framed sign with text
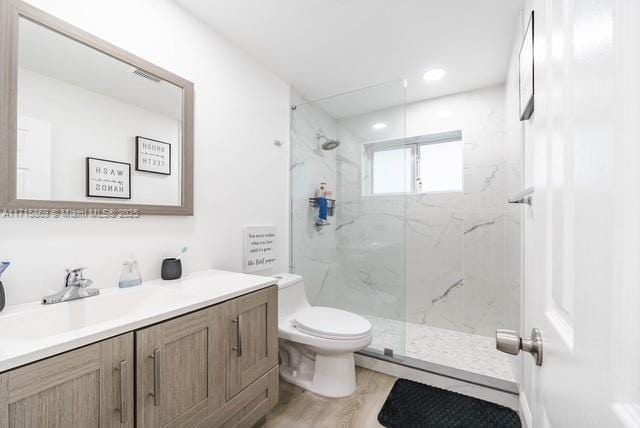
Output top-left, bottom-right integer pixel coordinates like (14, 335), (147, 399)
(136, 136), (171, 175)
(86, 157), (131, 199)
(243, 225), (276, 273)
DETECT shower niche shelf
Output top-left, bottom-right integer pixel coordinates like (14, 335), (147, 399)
(308, 197), (336, 217)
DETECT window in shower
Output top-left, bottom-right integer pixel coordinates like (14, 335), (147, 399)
(366, 130), (463, 195)
(371, 146), (414, 194)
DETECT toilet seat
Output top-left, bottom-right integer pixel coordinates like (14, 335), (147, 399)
(293, 307), (372, 340)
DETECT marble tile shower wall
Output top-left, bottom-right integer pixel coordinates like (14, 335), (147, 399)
(335, 124), (407, 320)
(290, 95), (407, 321)
(290, 85), (521, 340)
(289, 97), (339, 305)
(335, 85), (519, 338)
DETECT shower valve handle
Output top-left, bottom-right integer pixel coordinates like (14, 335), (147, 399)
(496, 328), (543, 366)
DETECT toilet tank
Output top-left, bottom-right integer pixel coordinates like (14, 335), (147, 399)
(273, 273), (310, 320)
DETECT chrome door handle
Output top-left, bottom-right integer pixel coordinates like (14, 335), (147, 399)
(508, 187), (534, 205)
(149, 348), (161, 406)
(496, 328), (543, 366)
(232, 317), (243, 357)
(118, 360), (128, 424)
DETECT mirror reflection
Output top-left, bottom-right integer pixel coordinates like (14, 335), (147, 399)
(17, 17), (183, 205)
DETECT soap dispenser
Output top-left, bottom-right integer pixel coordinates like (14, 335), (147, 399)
(119, 257), (142, 288)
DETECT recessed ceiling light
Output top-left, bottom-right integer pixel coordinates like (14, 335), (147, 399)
(422, 68), (446, 82)
(372, 123), (387, 130)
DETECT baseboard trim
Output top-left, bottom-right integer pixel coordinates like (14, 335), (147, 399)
(519, 391), (533, 428)
(355, 353), (520, 410)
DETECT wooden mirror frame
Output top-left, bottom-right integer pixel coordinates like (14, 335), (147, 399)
(0, 0), (194, 215)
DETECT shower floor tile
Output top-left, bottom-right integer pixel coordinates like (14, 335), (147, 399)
(364, 315), (517, 384)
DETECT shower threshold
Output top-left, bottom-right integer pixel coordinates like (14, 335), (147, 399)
(360, 315), (519, 395)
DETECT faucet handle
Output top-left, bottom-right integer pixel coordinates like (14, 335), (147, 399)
(65, 267), (89, 287)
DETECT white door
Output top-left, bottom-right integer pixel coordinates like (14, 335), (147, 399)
(16, 115), (52, 200)
(521, 0), (640, 427)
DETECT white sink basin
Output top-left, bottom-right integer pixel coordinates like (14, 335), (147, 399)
(0, 285), (192, 342)
(0, 269), (276, 372)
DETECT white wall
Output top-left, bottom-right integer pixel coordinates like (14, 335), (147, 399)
(0, 0), (290, 305)
(502, 9), (525, 388)
(18, 68), (181, 205)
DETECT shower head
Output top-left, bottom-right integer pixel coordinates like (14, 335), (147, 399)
(316, 134), (341, 151)
(321, 139), (340, 150)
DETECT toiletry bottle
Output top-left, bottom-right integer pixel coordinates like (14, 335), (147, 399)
(119, 257), (142, 288)
(0, 261), (10, 312)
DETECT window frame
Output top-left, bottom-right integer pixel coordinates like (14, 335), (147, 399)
(365, 130), (463, 196)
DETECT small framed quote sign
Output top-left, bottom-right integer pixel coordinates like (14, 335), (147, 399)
(136, 136), (171, 175)
(519, 11), (535, 121)
(244, 225), (276, 273)
(86, 157), (131, 199)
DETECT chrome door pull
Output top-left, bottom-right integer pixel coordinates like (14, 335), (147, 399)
(496, 328), (543, 366)
(232, 317), (243, 357)
(149, 348), (161, 406)
(117, 360), (128, 424)
(508, 187), (534, 205)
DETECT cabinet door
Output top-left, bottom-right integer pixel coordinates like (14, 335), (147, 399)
(0, 333), (134, 428)
(226, 286), (278, 400)
(136, 308), (219, 428)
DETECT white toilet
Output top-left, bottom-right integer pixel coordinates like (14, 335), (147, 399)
(274, 273), (373, 398)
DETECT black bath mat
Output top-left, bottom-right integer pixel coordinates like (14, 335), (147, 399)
(378, 379), (521, 428)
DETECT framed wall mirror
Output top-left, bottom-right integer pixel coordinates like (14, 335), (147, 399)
(0, 0), (194, 215)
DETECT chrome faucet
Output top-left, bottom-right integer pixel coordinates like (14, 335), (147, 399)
(42, 267), (100, 305)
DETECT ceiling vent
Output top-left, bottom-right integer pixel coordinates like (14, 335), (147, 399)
(131, 67), (162, 83)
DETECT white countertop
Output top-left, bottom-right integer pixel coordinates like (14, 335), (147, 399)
(0, 269), (277, 372)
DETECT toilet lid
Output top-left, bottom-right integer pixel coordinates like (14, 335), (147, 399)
(293, 307), (372, 340)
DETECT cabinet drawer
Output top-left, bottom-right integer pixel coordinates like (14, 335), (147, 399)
(203, 366), (278, 428)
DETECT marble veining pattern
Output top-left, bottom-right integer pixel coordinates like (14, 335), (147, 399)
(290, 84), (521, 380)
(329, 85), (516, 337)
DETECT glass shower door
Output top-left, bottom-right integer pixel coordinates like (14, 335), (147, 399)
(289, 79), (407, 358)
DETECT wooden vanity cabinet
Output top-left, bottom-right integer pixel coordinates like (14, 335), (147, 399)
(206, 286), (279, 428)
(0, 333), (134, 428)
(0, 285), (278, 428)
(136, 285), (279, 428)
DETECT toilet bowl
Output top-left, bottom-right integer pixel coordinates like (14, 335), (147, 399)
(274, 273), (372, 398)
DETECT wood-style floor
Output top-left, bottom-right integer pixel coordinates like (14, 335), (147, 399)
(265, 368), (397, 428)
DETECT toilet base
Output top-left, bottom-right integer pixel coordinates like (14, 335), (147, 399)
(279, 342), (357, 398)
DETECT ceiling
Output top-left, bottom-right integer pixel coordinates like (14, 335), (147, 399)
(175, 0), (523, 115)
